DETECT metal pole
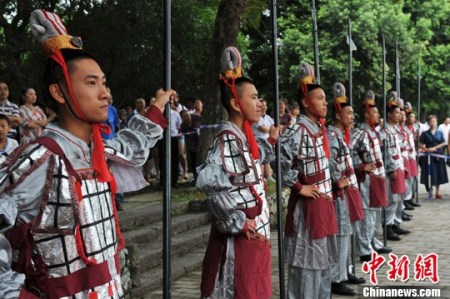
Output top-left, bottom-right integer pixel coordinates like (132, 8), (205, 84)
(416, 60), (421, 204)
(348, 19), (356, 273)
(395, 41), (400, 98)
(163, 0), (172, 298)
(348, 18), (353, 106)
(417, 60), (421, 124)
(382, 34), (387, 247)
(311, 0), (320, 84)
(271, 1), (285, 297)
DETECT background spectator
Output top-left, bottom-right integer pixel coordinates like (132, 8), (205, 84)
(290, 103), (300, 125)
(126, 98), (146, 123)
(180, 110), (200, 181)
(278, 98), (292, 129)
(253, 99), (275, 181)
(419, 115), (448, 199)
(0, 82), (21, 141)
(438, 117), (450, 147)
(0, 114), (19, 164)
(118, 108), (128, 130)
(19, 87), (48, 144)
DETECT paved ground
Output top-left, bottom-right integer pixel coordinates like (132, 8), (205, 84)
(148, 168), (450, 299)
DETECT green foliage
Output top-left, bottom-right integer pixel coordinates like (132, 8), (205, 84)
(242, 0), (449, 120)
(171, 185), (205, 202)
(0, 0), (448, 121)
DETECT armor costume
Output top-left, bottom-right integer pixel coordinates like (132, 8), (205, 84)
(281, 115), (338, 298)
(0, 115), (165, 298)
(0, 9), (168, 298)
(280, 63), (337, 299)
(327, 84), (364, 288)
(351, 91), (387, 258)
(328, 125), (364, 279)
(197, 47), (275, 299)
(403, 102), (419, 202)
(197, 121), (274, 299)
(384, 95), (406, 227)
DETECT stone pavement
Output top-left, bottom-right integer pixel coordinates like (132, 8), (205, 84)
(148, 168), (450, 299)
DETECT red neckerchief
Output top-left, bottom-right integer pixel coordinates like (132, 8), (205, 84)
(222, 78), (259, 160)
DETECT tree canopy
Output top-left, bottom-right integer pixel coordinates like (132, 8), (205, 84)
(0, 0), (448, 121)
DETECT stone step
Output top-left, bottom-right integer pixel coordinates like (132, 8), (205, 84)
(129, 247), (206, 299)
(134, 223), (210, 274)
(119, 201), (190, 232)
(122, 211), (210, 244)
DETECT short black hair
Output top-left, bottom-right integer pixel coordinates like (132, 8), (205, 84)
(0, 114), (11, 126)
(332, 102), (351, 118)
(386, 105), (399, 115)
(219, 77), (254, 113)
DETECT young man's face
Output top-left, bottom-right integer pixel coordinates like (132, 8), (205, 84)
(388, 107), (401, 124)
(65, 58), (109, 122)
(237, 83), (261, 123)
(399, 110), (406, 124)
(406, 113), (416, 125)
(0, 83), (9, 102)
(339, 106), (355, 128)
(366, 107), (380, 124)
(304, 88), (327, 118)
(0, 119), (10, 141)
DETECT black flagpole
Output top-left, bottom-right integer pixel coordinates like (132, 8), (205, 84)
(348, 18), (353, 106)
(416, 59), (421, 204)
(163, 0), (172, 298)
(417, 60), (421, 124)
(382, 34), (387, 247)
(395, 41), (400, 98)
(271, 1), (285, 297)
(347, 17), (355, 273)
(311, 0), (320, 84)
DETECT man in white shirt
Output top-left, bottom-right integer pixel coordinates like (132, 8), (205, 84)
(252, 99), (275, 181)
(438, 117), (450, 145)
(170, 100), (182, 187)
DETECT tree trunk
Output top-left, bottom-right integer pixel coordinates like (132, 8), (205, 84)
(197, 0), (247, 166)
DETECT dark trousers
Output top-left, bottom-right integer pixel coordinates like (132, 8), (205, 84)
(160, 137), (180, 187)
(188, 150), (198, 179)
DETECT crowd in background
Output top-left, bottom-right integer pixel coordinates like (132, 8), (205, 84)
(1, 81), (449, 203)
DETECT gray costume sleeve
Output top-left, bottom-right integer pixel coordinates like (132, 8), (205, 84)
(279, 126), (302, 187)
(104, 115), (163, 167)
(257, 137), (275, 165)
(0, 146), (50, 298)
(196, 142), (246, 235)
(328, 131), (341, 184)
